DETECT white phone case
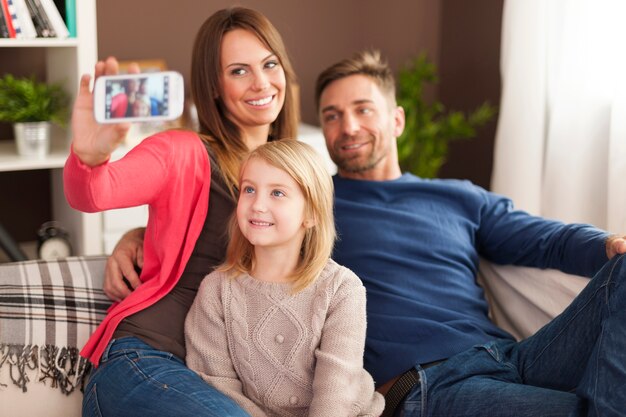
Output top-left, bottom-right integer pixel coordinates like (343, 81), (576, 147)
(93, 71), (185, 124)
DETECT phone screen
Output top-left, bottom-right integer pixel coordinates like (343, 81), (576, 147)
(104, 74), (171, 120)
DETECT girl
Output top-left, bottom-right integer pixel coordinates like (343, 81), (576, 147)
(64, 7), (298, 417)
(185, 140), (384, 417)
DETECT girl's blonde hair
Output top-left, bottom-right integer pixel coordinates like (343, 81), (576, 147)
(220, 140), (336, 292)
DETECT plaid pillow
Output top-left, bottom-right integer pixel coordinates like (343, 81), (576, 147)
(0, 256), (111, 394)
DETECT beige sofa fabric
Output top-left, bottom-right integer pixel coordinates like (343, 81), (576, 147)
(478, 259), (587, 340)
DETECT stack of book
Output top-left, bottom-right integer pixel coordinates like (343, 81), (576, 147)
(0, 0), (76, 39)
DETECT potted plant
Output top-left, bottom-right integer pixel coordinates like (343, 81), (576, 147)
(0, 74), (69, 158)
(396, 54), (497, 178)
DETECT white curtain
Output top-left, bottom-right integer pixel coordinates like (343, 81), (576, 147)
(482, 0), (626, 339)
(492, 0), (626, 232)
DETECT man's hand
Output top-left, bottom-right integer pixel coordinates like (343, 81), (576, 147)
(606, 235), (626, 260)
(104, 227), (146, 302)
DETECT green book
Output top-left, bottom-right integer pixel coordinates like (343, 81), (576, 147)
(52, 0), (74, 37)
(64, 0), (74, 37)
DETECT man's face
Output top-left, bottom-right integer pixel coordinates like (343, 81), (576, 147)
(318, 74), (404, 180)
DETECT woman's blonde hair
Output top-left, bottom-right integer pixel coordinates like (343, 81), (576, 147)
(191, 7), (299, 193)
(220, 141), (336, 292)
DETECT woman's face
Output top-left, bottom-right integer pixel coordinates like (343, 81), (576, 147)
(219, 29), (286, 137)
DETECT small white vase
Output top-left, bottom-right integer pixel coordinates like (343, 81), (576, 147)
(13, 121), (51, 159)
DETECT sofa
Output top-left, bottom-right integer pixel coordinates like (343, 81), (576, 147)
(0, 255), (587, 417)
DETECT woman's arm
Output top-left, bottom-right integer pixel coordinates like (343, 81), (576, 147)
(308, 270), (384, 417)
(71, 57), (135, 167)
(64, 131), (177, 212)
(65, 57), (186, 213)
(185, 275), (268, 417)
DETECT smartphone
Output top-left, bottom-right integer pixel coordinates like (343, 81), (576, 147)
(93, 71), (185, 123)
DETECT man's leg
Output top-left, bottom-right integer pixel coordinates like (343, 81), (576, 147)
(399, 255), (626, 417)
(398, 341), (583, 417)
(512, 254), (626, 417)
(82, 337), (250, 417)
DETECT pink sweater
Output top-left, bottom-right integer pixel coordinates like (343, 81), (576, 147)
(64, 130), (211, 366)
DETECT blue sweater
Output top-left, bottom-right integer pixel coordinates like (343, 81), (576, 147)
(332, 173), (609, 385)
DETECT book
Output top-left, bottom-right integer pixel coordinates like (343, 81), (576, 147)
(52, 0), (74, 37)
(0, 5), (10, 37)
(64, 0), (74, 37)
(24, 0), (54, 37)
(6, 0), (24, 38)
(7, 0), (26, 39)
(38, 0), (68, 38)
(0, 0), (16, 37)
(11, 0), (37, 38)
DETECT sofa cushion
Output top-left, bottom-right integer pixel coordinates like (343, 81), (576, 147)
(0, 256), (111, 407)
(478, 258), (587, 340)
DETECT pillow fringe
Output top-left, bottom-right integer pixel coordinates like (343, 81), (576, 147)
(0, 343), (91, 395)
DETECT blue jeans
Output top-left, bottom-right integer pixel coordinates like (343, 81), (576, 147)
(82, 337), (250, 417)
(399, 254), (626, 417)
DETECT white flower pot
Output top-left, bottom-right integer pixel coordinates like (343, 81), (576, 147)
(13, 121), (51, 159)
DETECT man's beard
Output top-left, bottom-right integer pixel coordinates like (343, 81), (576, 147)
(331, 135), (387, 173)
(335, 152), (385, 173)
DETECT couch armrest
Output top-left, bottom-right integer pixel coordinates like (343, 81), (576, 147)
(0, 256), (111, 396)
(477, 258), (588, 340)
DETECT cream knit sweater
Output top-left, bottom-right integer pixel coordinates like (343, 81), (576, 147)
(185, 259), (384, 417)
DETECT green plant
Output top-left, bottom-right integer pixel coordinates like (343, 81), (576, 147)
(0, 74), (69, 126)
(396, 54), (497, 178)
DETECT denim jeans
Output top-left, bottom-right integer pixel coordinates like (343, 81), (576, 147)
(398, 254), (626, 417)
(82, 337), (250, 417)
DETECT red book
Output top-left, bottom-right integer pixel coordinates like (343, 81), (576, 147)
(0, 0), (16, 37)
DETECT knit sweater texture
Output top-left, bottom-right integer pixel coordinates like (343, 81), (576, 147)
(64, 130), (211, 366)
(185, 259), (384, 417)
(332, 173), (610, 385)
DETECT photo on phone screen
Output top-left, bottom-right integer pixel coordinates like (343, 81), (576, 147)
(104, 74), (172, 120)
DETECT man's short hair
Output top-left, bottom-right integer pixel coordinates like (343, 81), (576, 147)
(315, 50), (396, 110)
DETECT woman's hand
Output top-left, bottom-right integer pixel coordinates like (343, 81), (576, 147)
(71, 57), (139, 166)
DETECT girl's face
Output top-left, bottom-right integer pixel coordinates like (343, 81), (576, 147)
(237, 158), (310, 254)
(219, 29), (286, 138)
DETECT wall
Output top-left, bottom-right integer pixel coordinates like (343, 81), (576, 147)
(438, 0), (504, 188)
(96, 0), (441, 125)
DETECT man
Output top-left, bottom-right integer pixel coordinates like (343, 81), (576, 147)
(107, 51), (626, 416)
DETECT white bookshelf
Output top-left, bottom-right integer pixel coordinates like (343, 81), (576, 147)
(0, 137), (67, 172)
(0, 0), (102, 256)
(0, 38), (79, 47)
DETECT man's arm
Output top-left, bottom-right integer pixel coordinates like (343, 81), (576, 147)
(476, 189), (617, 276)
(104, 227), (145, 302)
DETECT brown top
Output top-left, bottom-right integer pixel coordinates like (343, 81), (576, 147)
(113, 145), (235, 360)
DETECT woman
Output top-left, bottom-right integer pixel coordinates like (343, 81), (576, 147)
(65, 7), (298, 417)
